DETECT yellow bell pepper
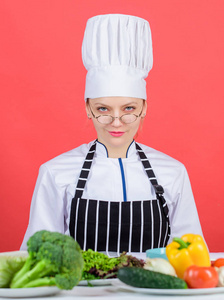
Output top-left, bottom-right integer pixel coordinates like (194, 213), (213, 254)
(166, 233), (210, 279)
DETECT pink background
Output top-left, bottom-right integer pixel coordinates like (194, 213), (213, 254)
(0, 0), (223, 252)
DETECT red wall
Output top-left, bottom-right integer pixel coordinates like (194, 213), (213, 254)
(0, 0), (223, 252)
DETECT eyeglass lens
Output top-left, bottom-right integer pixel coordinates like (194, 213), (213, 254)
(97, 114), (137, 124)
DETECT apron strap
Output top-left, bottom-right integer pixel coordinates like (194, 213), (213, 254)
(73, 140), (97, 200)
(135, 143), (169, 220)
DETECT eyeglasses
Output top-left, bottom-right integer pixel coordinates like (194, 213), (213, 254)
(89, 104), (144, 124)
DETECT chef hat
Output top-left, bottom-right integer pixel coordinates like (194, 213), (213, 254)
(82, 14), (153, 101)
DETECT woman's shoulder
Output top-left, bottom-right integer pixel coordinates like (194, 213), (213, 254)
(39, 141), (94, 172)
(137, 142), (186, 170)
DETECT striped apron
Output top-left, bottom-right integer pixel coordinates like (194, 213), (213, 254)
(69, 140), (170, 254)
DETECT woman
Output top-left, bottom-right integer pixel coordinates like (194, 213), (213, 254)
(21, 14), (203, 255)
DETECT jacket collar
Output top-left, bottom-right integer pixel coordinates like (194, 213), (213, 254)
(95, 140), (137, 158)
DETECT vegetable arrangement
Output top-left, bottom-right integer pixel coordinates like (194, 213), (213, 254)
(1, 231), (223, 292)
(118, 233), (224, 290)
(166, 234), (211, 279)
(166, 234), (220, 289)
(0, 230), (84, 290)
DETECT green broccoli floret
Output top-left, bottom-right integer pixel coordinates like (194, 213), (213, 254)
(10, 230), (84, 290)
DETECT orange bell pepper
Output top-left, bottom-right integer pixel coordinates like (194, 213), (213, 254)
(166, 234), (211, 279)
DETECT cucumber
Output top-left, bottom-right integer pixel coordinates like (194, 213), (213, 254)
(118, 267), (188, 289)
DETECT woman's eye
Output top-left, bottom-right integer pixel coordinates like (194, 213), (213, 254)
(125, 106), (135, 112)
(97, 107), (108, 112)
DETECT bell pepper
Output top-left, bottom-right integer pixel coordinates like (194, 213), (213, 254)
(166, 234), (210, 279)
(213, 258), (224, 268)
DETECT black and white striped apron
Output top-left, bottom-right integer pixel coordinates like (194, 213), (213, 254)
(69, 140), (170, 253)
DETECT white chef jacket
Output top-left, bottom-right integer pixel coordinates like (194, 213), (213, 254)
(20, 140), (203, 250)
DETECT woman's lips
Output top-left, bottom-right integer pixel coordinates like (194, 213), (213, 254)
(109, 131), (125, 137)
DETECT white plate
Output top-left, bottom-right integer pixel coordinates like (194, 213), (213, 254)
(0, 286), (60, 298)
(0, 250), (28, 257)
(113, 281), (224, 295)
(79, 278), (118, 286)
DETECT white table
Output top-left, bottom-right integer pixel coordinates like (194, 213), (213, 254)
(55, 285), (224, 300)
(14, 281), (224, 300)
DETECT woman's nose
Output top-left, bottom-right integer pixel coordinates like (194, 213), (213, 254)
(111, 116), (123, 126)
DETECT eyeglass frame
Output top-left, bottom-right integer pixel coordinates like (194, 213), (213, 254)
(88, 102), (144, 124)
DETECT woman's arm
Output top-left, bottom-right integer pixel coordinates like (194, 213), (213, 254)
(168, 165), (204, 243)
(20, 164), (65, 250)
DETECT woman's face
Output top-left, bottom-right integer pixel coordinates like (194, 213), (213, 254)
(86, 97), (147, 152)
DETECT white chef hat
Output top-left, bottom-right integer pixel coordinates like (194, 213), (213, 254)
(82, 14), (153, 101)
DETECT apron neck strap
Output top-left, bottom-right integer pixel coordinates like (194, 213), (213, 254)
(135, 143), (164, 196)
(135, 142), (169, 219)
(73, 140), (97, 200)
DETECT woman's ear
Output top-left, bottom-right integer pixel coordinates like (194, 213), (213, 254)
(142, 100), (147, 118)
(85, 99), (91, 119)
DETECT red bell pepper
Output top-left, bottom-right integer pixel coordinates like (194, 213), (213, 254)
(213, 258), (224, 268)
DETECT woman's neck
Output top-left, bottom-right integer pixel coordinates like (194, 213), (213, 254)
(107, 147), (127, 158)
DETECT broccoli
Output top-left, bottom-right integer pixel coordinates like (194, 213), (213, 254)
(10, 230), (84, 290)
